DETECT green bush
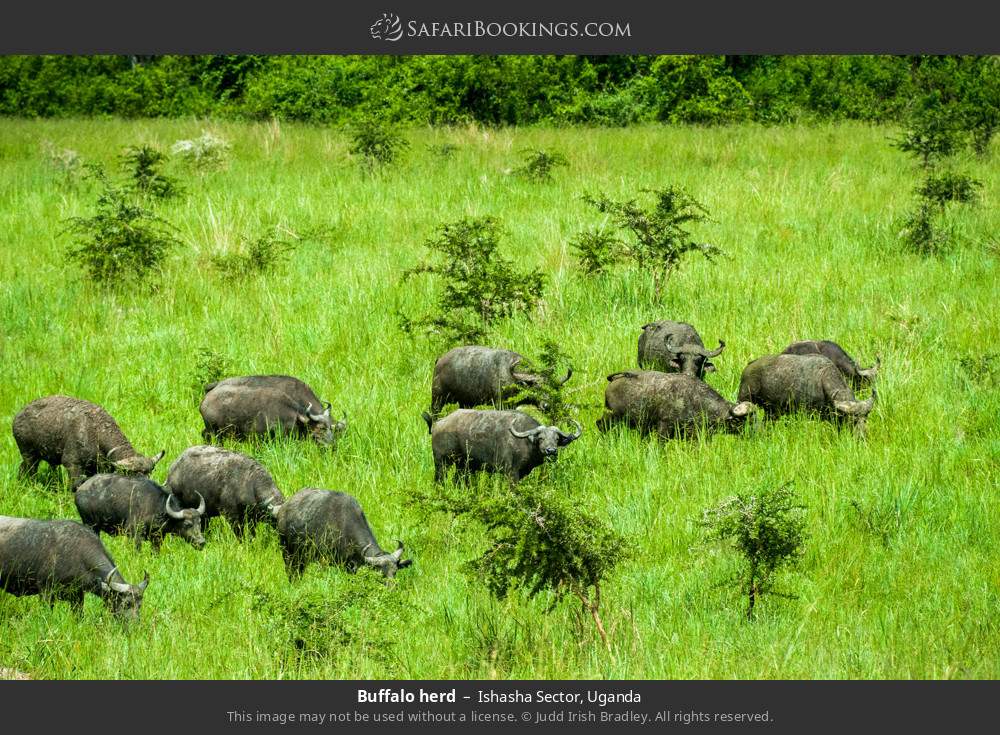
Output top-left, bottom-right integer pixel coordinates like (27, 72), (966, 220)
(400, 216), (545, 344)
(63, 170), (182, 286)
(701, 482), (807, 620)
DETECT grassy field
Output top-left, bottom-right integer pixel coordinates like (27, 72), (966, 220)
(0, 118), (998, 679)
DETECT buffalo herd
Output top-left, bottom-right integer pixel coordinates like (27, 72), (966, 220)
(2, 320), (878, 619)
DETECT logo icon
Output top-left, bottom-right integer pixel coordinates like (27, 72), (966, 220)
(370, 12), (403, 41)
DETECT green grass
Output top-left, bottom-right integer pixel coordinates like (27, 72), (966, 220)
(1, 118), (998, 679)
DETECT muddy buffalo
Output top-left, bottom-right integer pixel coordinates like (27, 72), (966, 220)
(738, 353), (877, 432)
(637, 321), (725, 379)
(12, 395), (165, 490)
(200, 375), (346, 446)
(429, 346), (571, 416)
(782, 340), (879, 389)
(0, 515), (149, 619)
(597, 371), (756, 438)
(75, 474), (206, 551)
(276, 487), (412, 580)
(165, 445), (284, 537)
(423, 409), (582, 483)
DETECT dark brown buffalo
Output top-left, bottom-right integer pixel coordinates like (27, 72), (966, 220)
(637, 321), (725, 379)
(781, 340), (879, 389)
(75, 474), (206, 551)
(276, 488), (412, 580)
(423, 409), (582, 483)
(200, 375), (346, 445)
(0, 515), (149, 619)
(12, 395), (164, 490)
(738, 353), (877, 433)
(597, 370), (756, 438)
(164, 445), (284, 537)
(430, 346), (571, 416)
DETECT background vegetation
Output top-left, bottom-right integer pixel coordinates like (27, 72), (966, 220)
(1, 55), (996, 127)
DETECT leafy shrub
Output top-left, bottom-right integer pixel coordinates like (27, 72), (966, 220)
(701, 482), (807, 620)
(348, 114), (408, 171)
(120, 144), (182, 199)
(898, 202), (948, 256)
(891, 91), (967, 168)
(190, 346), (232, 394)
(569, 228), (621, 275)
(417, 480), (630, 648)
(513, 149), (568, 183)
(170, 131), (232, 171)
(916, 170), (982, 207)
(63, 170), (182, 286)
(579, 186), (720, 297)
(210, 233), (295, 281)
(507, 339), (576, 425)
(400, 216), (545, 344)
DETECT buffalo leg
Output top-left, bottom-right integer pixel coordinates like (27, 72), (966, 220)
(17, 453), (40, 479)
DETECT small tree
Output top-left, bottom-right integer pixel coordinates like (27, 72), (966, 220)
(892, 91), (983, 256)
(890, 91), (966, 169)
(514, 149), (568, 183)
(120, 144), (182, 200)
(418, 480), (630, 648)
(64, 169), (182, 286)
(507, 339), (576, 425)
(579, 186), (720, 298)
(348, 115), (408, 172)
(701, 482), (807, 620)
(400, 216), (545, 344)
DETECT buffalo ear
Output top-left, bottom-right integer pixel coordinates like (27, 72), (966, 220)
(398, 559), (413, 569)
(704, 362), (718, 373)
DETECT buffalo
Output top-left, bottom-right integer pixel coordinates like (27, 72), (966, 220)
(637, 321), (725, 379)
(75, 474), (206, 551)
(12, 395), (165, 490)
(276, 488), (412, 580)
(430, 345), (572, 416)
(738, 353), (877, 432)
(165, 445), (284, 537)
(423, 409), (582, 483)
(782, 340), (879, 389)
(0, 515), (149, 619)
(199, 375), (347, 446)
(597, 370), (756, 438)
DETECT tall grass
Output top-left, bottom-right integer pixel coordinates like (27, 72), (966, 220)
(0, 119), (998, 679)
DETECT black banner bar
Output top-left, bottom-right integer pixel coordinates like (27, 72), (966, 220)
(0, 680), (997, 733)
(2, 0), (1000, 54)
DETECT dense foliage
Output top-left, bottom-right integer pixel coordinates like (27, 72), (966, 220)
(1, 55), (997, 129)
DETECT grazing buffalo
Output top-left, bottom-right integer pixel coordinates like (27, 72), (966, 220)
(782, 340), (879, 389)
(276, 488), (412, 580)
(0, 516), (149, 619)
(738, 353), (877, 432)
(637, 321), (725, 379)
(423, 409), (582, 483)
(430, 345), (572, 416)
(164, 445), (284, 537)
(12, 395), (165, 490)
(75, 474), (206, 551)
(200, 375), (347, 446)
(597, 371), (756, 438)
